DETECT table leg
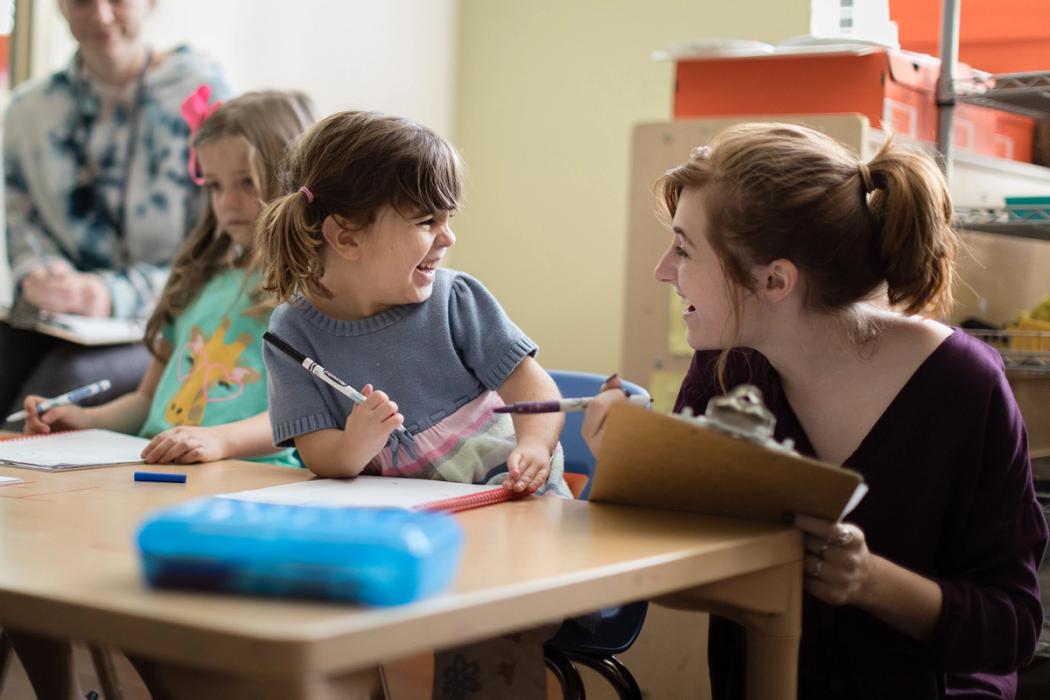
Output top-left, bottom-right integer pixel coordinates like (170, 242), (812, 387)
(658, 559), (803, 700)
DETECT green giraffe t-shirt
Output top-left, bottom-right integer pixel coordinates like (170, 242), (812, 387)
(139, 268), (300, 467)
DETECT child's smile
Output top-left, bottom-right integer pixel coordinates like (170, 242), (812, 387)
(322, 205), (458, 320)
(414, 253), (443, 285)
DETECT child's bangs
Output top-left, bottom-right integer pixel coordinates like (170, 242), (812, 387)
(391, 143), (461, 217)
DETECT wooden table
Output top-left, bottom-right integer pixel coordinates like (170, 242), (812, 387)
(0, 461), (802, 699)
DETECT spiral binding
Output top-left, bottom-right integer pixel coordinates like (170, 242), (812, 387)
(417, 487), (515, 514)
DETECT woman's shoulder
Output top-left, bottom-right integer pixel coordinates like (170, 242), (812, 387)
(4, 65), (74, 123)
(150, 45), (233, 101)
(919, 326), (1006, 385)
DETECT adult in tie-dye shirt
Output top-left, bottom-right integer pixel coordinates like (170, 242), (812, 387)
(0, 0), (231, 424)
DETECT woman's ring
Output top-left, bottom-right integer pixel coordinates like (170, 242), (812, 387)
(834, 527), (854, 547)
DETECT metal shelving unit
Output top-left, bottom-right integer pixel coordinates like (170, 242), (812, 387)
(938, 2), (1050, 243)
(955, 205), (1050, 241)
(956, 71), (1050, 119)
(964, 329), (1050, 376)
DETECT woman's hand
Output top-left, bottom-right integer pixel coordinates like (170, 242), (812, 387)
(795, 514), (875, 606)
(580, 374), (630, 458)
(341, 384), (403, 462)
(141, 426), (229, 464)
(505, 440), (552, 494)
(795, 513), (944, 641)
(21, 261), (111, 316)
(22, 395), (92, 434)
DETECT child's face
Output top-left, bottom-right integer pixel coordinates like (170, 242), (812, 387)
(354, 205), (456, 310)
(196, 137), (263, 249)
(654, 187), (744, 350)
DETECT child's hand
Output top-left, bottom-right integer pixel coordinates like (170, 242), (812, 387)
(505, 441), (552, 494)
(141, 426), (228, 464)
(22, 395), (91, 434)
(342, 384), (404, 460)
(580, 374), (628, 458)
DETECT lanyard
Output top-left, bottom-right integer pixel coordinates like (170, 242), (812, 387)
(68, 48), (153, 267)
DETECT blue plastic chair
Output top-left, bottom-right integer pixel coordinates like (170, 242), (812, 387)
(551, 370), (649, 500)
(543, 370), (650, 700)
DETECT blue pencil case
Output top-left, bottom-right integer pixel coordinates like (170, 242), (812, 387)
(136, 497), (464, 606)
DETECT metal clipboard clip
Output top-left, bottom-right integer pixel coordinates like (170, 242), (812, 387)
(676, 384), (798, 455)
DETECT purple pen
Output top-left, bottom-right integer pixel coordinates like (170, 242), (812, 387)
(494, 394), (652, 414)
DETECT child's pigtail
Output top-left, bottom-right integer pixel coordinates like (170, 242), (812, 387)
(257, 189), (329, 303)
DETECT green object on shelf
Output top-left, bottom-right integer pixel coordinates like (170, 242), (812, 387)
(1006, 196), (1050, 222)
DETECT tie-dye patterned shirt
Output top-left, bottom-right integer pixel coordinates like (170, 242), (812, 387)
(265, 269), (569, 496)
(140, 268), (299, 468)
(3, 46), (233, 318)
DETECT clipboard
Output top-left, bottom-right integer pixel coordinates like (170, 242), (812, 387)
(590, 402), (867, 523)
(0, 306), (146, 346)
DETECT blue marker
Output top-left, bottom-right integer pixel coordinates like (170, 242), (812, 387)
(134, 472), (187, 484)
(5, 379), (113, 423)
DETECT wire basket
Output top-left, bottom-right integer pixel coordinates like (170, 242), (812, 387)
(964, 329), (1050, 376)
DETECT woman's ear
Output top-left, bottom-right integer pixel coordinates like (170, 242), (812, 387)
(321, 215), (364, 262)
(756, 259), (797, 304)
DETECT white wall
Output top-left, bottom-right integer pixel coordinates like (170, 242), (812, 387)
(451, 0), (812, 374)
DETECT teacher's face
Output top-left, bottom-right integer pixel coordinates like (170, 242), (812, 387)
(59, 0), (154, 57)
(654, 187), (742, 350)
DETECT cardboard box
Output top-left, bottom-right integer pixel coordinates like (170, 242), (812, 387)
(889, 0), (1050, 74)
(673, 49), (1035, 163)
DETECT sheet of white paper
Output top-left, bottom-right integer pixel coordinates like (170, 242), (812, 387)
(222, 475), (501, 510)
(838, 483), (870, 521)
(42, 313), (146, 344)
(0, 429), (149, 469)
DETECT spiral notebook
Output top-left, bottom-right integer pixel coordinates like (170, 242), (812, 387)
(221, 475), (516, 513)
(0, 429), (150, 471)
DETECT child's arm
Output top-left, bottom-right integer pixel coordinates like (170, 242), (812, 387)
(497, 356), (564, 493)
(294, 384), (404, 478)
(139, 411), (283, 464)
(23, 356), (166, 435)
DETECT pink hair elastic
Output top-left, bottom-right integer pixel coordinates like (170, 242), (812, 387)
(180, 84), (223, 186)
(298, 186), (314, 203)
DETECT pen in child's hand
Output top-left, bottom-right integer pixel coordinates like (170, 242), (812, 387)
(5, 379), (112, 423)
(494, 393), (653, 414)
(262, 332), (413, 439)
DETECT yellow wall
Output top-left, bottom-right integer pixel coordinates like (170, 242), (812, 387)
(451, 0), (810, 376)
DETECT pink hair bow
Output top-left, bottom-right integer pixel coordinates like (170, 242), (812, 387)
(181, 84), (223, 185)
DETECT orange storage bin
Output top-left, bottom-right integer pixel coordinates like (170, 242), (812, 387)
(672, 49), (1035, 163)
(890, 0), (1050, 74)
